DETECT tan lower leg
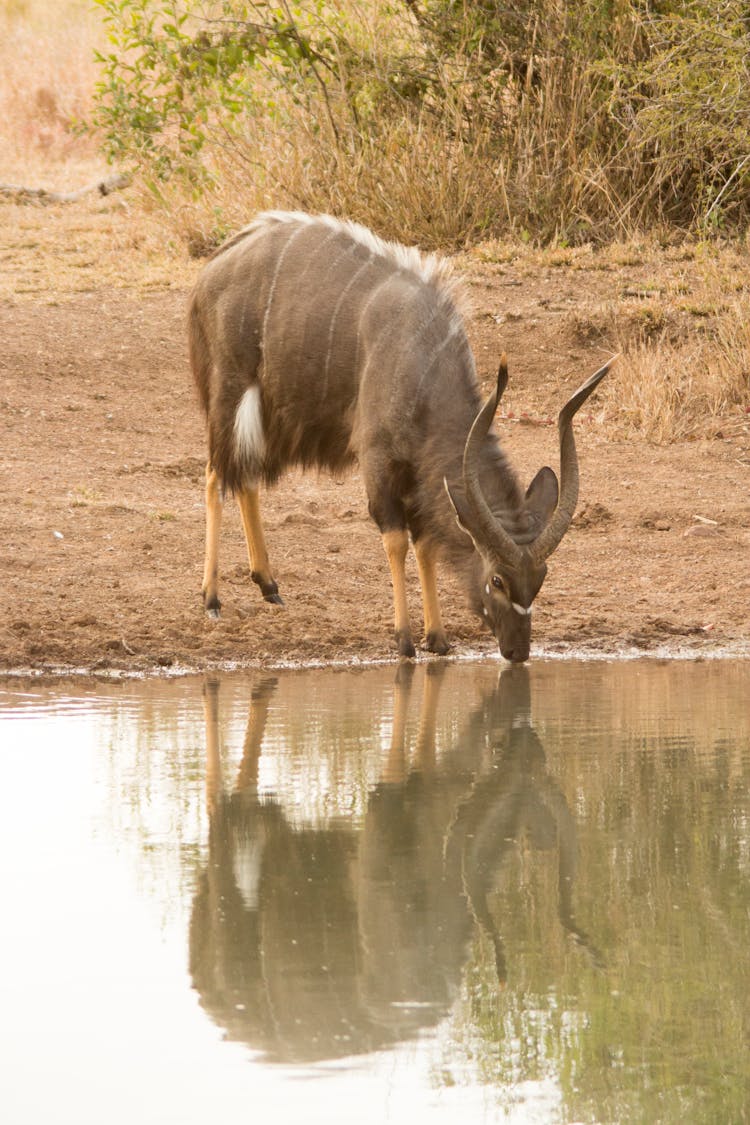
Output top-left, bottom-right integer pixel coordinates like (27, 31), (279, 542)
(237, 486), (282, 603)
(414, 664), (445, 774)
(236, 679), (276, 791)
(414, 539), (450, 654)
(383, 528), (414, 657)
(383, 665), (415, 783)
(202, 463), (223, 616)
(202, 678), (222, 816)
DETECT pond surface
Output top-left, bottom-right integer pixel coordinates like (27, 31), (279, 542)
(1, 660), (749, 1124)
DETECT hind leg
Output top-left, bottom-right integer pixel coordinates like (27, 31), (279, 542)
(236, 485), (283, 605)
(202, 463), (224, 618)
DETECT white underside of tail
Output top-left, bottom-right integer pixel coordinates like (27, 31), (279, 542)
(234, 385), (265, 464)
(232, 835), (264, 910)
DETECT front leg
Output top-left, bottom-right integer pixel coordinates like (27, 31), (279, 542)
(382, 529), (416, 658)
(364, 456), (417, 658)
(414, 538), (450, 655)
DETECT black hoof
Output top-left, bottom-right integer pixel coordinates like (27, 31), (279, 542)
(252, 571), (283, 604)
(395, 630), (416, 659)
(424, 631), (451, 656)
(203, 592), (221, 619)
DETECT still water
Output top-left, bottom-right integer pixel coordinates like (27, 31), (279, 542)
(1, 660), (749, 1124)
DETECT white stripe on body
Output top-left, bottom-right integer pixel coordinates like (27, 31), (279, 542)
(260, 221), (309, 368)
(356, 273), (467, 408)
(412, 318), (466, 404)
(323, 250), (376, 395)
(354, 271), (409, 372)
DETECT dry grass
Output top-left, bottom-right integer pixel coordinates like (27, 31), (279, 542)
(0, 0), (197, 299)
(517, 238), (750, 440)
(595, 249), (750, 440)
(2, 1), (748, 440)
(0, 0), (104, 186)
(0, 194), (198, 302)
(605, 332), (749, 443)
(164, 106), (505, 254)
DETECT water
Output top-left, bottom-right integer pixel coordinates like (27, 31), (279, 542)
(0, 660), (749, 1125)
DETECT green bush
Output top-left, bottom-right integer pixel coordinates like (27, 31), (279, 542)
(90, 0), (750, 246)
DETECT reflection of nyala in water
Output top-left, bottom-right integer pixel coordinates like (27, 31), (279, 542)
(189, 678), (368, 1062)
(446, 666), (601, 986)
(189, 669), (598, 1063)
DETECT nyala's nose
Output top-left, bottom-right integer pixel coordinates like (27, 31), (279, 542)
(500, 642), (529, 664)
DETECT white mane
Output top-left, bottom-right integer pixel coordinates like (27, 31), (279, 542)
(245, 210), (465, 310)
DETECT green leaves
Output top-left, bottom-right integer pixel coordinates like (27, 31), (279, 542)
(89, 1), (750, 242)
(91, 0), (330, 183)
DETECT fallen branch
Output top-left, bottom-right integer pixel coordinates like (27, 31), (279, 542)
(0, 173), (131, 204)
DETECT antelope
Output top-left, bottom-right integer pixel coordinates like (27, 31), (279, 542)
(189, 211), (614, 661)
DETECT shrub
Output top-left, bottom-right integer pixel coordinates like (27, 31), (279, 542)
(90, 1), (750, 246)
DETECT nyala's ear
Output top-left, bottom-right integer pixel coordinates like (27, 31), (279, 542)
(524, 466), (559, 538)
(444, 478), (480, 548)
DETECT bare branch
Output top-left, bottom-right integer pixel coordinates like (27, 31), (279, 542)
(0, 173), (131, 205)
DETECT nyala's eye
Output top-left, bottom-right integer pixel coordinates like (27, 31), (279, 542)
(491, 574), (504, 591)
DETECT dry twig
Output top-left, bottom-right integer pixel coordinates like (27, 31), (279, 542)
(0, 173), (130, 204)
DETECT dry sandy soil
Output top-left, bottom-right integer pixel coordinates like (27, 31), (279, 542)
(2, 185), (749, 676)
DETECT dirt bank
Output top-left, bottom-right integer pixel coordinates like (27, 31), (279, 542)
(2, 191), (749, 675)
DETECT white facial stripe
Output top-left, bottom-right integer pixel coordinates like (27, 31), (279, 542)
(512, 602), (532, 617)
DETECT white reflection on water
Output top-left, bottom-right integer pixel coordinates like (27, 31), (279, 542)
(0, 672), (562, 1125)
(1, 660), (749, 1125)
